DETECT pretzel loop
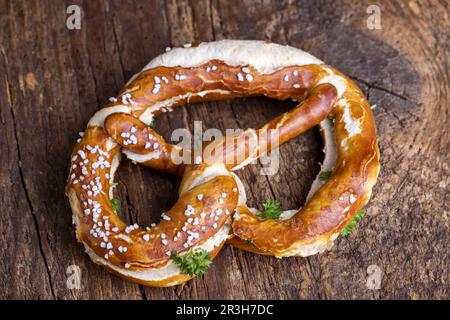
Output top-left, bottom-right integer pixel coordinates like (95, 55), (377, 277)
(66, 40), (379, 286)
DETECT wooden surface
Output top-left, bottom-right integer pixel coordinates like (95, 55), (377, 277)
(0, 0), (448, 299)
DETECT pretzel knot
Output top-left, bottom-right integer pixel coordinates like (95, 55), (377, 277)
(66, 40), (380, 287)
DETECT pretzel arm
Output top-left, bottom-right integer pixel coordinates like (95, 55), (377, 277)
(263, 83), (337, 145)
(204, 83), (338, 169)
(231, 73), (380, 257)
(104, 113), (185, 176)
(98, 62), (326, 174)
(103, 83), (337, 175)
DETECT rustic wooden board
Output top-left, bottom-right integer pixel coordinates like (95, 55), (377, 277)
(0, 0), (448, 299)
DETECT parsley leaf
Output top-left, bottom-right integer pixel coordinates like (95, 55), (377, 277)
(327, 114), (334, 122)
(258, 199), (283, 219)
(147, 118), (156, 128)
(245, 239), (254, 246)
(341, 209), (365, 236)
(110, 182), (119, 189)
(171, 249), (212, 276)
(319, 170), (332, 181)
(111, 197), (120, 213)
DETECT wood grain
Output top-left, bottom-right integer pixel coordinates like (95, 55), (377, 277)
(0, 0), (448, 299)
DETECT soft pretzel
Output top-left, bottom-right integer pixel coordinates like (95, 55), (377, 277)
(66, 40), (379, 286)
(229, 75), (379, 257)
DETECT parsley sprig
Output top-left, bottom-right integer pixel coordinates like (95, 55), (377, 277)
(341, 209), (365, 236)
(147, 118), (156, 128)
(111, 198), (120, 213)
(258, 199), (283, 219)
(109, 182), (120, 212)
(171, 249), (212, 276)
(319, 170), (332, 181)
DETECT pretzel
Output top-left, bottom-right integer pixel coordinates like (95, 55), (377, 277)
(66, 40), (380, 286)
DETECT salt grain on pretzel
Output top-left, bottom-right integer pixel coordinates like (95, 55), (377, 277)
(66, 40), (379, 287)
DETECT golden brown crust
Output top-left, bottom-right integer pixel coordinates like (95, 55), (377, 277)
(103, 76), (337, 173)
(96, 242), (225, 287)
(66, 126), (238, 280)
(104, 113), (185, 176)
(231, 68), (380, 256)
(116, 62), (327, 119)
(226, 236), (270, 255)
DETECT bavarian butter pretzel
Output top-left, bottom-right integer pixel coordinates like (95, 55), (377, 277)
(229, 74), (380, 257)
(66, 40), (380, 287)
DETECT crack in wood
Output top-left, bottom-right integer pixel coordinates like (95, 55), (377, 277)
(208, 0), (217, 40)
(110, 14), (127, 84)
(305, 258), (324, 299)
(174, 282), (188, 299)
(231, 247), (251, 298)
(4, 80), (56, 300)
(348, 75), (417, 103)
(116, 172), (136, 225)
